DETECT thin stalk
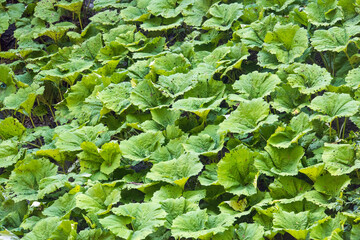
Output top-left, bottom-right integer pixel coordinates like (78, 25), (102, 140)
(329, 121), (332, 139)
(319, 52), (330, 72)
(29, 115), (36, 128)
(78, 13), (83, 30)
(57, 85), (63, 101)
(48, 105), (58, 126)
(344, 48), (354, 69)
(336, 117), (340, 137)
(342, 117), (347, 139)
(26, 141), (40, 148)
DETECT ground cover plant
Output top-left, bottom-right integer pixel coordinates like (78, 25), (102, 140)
(1, 0), (360, 239)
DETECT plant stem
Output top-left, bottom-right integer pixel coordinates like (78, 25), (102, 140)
(78, 13), (83, 30)
(329, 121), (332, 139)
(48, 105), (58, 126)
(342, 117), (347, 139)
(29, 114), (36, 128)
(336, 117), (340, 137)
(344, 48), (354, 69)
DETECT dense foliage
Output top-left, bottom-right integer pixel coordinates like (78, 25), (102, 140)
(1, 0), (360, 239)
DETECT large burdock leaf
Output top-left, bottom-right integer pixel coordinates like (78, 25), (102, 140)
(34, 0), (61, 23)
(182, 0), (213, 26)
(255, 144), (304, 176)
(203, 3), (243, 31)
(172, 78), (226, 116)
(120, 131), (164, 161)
(55, 124), (108, 152)
(232, 71), (281, 100)
(314, 173), (351, 198)
(43, 192), (77, 218)
(219, 98), (277, 134)
(304, 0), (343, 26)
(171, 209), (235, 239)
(130, 79), (172, 111)
(271, 84), (310, 114)
(141, 16), (183, 31)
(273, 210), (326, 240)
(22, 217), (77, 240)
(150, 53), (190, 76)
(147, 0), (190, 18)
(7, 158), (58, 202)
(76, 182), (121, 215)
(56, 0), (83, 15)
(217, 145), (259, 196)
(0, 65), (16, 102)
(0, 140), (24, 168)
(311, 26), (360, 52)
(260, 23), (308, 65)
(0, 117), (26, 140)
(109, 202), (166, 240)
(3, 83), (44, 116)
(345, 66), (360, 89)
(183, 125), (224, 156)
(309, 92), (359, 122)
(97, 82), (132, 114)
(160, 197), (198, 228)
(268, 113), (312, 148)
(322, 143), (360, 175)
(236, 14), (279, 49)
(287, 64), (332, 94)
(310, 213), (347, 240)
(269, 176), (312, 203)
(147, 153), (203, 188)
(154, 72), (197, 98)
(37, 22), (77, 43)
(256, 0), (295, 12)
(235, 223), (265, 240)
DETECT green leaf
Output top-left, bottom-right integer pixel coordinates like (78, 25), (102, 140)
(43, 192), (77, 218)
(147, 153), (203, 188)
(37, 22), (76, 42)
(271, 84), (310, 114)
(232, 71), (281, 100)
(182, 0), (213, 26)
(311, 26), (360, 52)
(171, 209), (235, 239)
(219, 98), (277, 134)
(345, 66), (360, 89)
(267, 113), (312, 148)
(120, 131), (165, 161)
(34, 0), (61, 23)
(256, 0), (295, 12)
(0, 140), (23, 168)
(150, 53), (191, 76)
(310, 213), (347, 240)
(273, 210), (325, 239)
(203, 3), (243, 31)
(56, 0), (83, 15)
(76, 182), (121, 215)
(236, 14), (279, 49)
(309, 92), (359, 122)
(314, 173), (351, 198)
(322, 143), (360, 175)
(147, 0), (190, 18)
(121, 6), (150, 22)
(111, 202), (166, 240)
(97, 82), (132, 114)
(304, 0), (344, 26)
(55, 124), (108, 152)
(130, 79), (172, 111)
(255, 144), (304, 176)
(3, 83), (44, 116)
(235, 223), (265, 240)
(160, 197), (198, 228)
(99, 215), (132, 239)
(7, 158), (58, 202)
(287, 63), (332, 94)
(22, 217), (77, 240)
(0, 117), (26, 140)
(261, 23), (308, 65)
(217, 145), (259, 196)
(269, 176), (312, 203)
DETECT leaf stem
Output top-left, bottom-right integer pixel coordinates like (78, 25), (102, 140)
(344, 48), (354, 69)
(342, 117), (347, 139)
